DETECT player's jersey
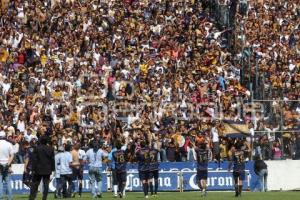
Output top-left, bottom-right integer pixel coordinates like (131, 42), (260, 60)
(112, 149), (127, 172)
(195, 148), (209, 171)
(233, 150), (246, 172)
(149, 148), (159, 171)
(136, 147), (150, 171)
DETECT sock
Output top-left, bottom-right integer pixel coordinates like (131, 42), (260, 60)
(238, 185), (243, 195)
(149, 182), (154, 195)
(113, 185), (118, 195)
(79, 182), (82, 195)
(142, 183), (146, 196)
(235, 185), (238, 196)
(143, 183), (149, 196)
(145, 183), (149, 196)
(123, 187), (126, 196)
(98, 181), (102, 195)
(119, 183), (125, 196)
(118, 182), (122, 194)
(154, 179), (158, 194)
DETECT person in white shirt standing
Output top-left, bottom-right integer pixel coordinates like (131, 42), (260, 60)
(211, 123), (220, 161)
(0, 130), (14, 200)
(86, 141), (108, 198)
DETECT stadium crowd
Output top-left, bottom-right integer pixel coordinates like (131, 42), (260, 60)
(0, 0), (299, 167)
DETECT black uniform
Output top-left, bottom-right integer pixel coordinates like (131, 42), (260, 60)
(148, 148), (159, 180)
(195, 148), (209, 181)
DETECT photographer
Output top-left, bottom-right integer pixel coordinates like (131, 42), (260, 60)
(0, 130), (14, 200)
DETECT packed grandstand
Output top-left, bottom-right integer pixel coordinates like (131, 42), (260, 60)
(0, 0), (299, 165)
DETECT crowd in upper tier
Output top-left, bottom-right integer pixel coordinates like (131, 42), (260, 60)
(0, 0), (299, 163)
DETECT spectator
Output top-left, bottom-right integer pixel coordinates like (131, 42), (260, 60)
(272, 142), (283, 160)
(0, 130), (14, 200)
(253, 156), (268, 192)
(0, 0), (297, 163)
(56, 144), (73, 198)
(86, 141), (108, 198)
(54, 146), (64, 199)
(211, 123), (220, 161)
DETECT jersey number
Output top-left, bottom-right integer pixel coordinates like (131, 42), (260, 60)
(117, 154), (125, 163)
(198, 154), (207, 163)
(150, 153), (156, 163)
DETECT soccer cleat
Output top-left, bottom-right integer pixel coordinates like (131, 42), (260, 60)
(97, 193), (103, 198)
(119, 192), (123, 198)
(202, 190), (207, 197)
(114, 194), (118, 198)
(71, 192), (76, 198)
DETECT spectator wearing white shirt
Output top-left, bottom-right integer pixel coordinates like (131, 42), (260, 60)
(211, 123), (220, 161)
(0, 130), (14, 200)
(85, 141), (108, 198)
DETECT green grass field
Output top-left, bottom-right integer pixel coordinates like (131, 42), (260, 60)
(13, 192), (300, 200)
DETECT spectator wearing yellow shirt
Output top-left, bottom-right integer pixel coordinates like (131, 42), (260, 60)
(40, 51), (47, 67)
(52, 87), (62, 99)
(140, 62), (148, 75)
(219, 139), (228, 161)
(0, 48), (9, 62)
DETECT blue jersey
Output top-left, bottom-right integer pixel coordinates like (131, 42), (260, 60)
(149, 148), (159, 171)
(233, 150), (246, 172)
(112, 149), (128, 172)
(195, 148), (209, 171)
(136, 147), (150, 171)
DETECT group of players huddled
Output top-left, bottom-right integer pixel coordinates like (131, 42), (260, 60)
(109, 141), (159, 198)
(51, 139), (246, 198)
(109, 139), (246, 198)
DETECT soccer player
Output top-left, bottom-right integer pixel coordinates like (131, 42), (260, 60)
(228, 141), (246, 197)
(112, 141), (128, 198)
(148, 144), (159, 197)
(108, 146), (119, 198)
(195, 142), (209, 197)
(135, 141), (150, 198)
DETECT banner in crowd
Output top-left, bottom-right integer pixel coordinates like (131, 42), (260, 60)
(9, 161), (258, 194)
(223, 120), (250, 136)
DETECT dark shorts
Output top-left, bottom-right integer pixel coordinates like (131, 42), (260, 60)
(196, 170), (208, 181)
(112, 169), (118, 185)
(213, 142), (220, 155)
(149, 170), (159, 180)
(139, 171), (149, 181)
(116, 171), (127, 183)
(72, 167), (83, 181)
(233, 171), (246, 181)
